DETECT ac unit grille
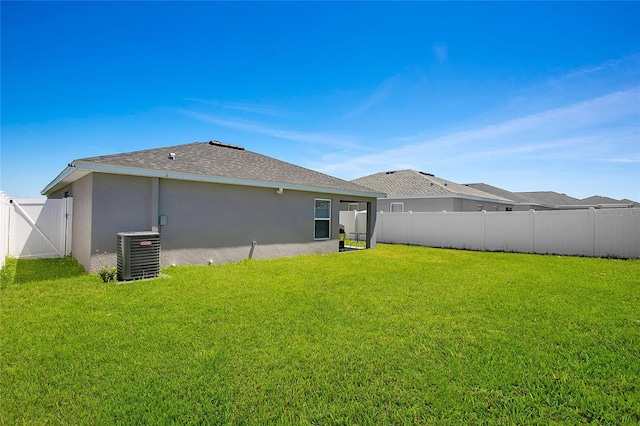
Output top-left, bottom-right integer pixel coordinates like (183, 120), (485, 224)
(117, 232), (160, 281)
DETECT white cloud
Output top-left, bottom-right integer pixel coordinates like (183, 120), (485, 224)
(343, 75), (402, 119)
(183, 98), (287, 117)
(433, 43), (448, 63)
(312, 87), (640, 179)
(179, 109), (362, 149)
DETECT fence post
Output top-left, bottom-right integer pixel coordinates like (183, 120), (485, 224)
(588, 207), (595, 257)
(482, 210), (487, 251)
(0, 192), (10, 269)
(407, 211), (412, 245)
(529, 209), (535, 254)
(378, 211), (383, 242)
(441, 210), (447, 248)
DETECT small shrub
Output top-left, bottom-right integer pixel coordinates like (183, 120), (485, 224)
(98, 265), (117, 283)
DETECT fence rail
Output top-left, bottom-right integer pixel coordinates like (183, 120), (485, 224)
(375, 208), (640, 259)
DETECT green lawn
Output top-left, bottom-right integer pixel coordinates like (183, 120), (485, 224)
(1, 245), (639, 424)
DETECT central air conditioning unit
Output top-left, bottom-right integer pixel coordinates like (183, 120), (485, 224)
(117, 231), (160, 281)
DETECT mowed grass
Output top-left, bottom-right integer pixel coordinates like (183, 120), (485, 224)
(1, 245), (639, 425)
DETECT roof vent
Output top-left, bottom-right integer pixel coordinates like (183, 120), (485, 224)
(385, 171), (396, 175)
(209, 140), (245, 151)
(418, 171), (434, 177)
(168, 153), (176, 160)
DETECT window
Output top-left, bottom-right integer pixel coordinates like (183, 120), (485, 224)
(348, 203), (359, 211)
(390, 202), (404, 213)
(314, 199), (331, 240)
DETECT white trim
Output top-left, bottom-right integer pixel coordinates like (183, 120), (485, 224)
(42, 161), (385, 199)
(390, 202), (404, 213)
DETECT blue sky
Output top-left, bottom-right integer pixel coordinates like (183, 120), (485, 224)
(2, 1), (639, 200)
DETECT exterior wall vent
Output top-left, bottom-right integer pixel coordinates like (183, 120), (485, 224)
(117, 231), (160, 281)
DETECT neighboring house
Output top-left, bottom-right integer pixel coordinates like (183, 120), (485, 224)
(515, 191), (589, 210)
(468, 184), (638, 210)
(581, 195), (637, 209)
(464, 183), (549, 211)
(42, 141), (384, 272)
(351, 170), (515, 212)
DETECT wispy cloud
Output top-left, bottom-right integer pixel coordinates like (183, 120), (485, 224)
(433, 43), (448, 63)
(343, 75), (400, 119)
(179, 109), (362, 149)
(313, 87), (640, 179)
(183, 98), (287, 117)
(546, 53), (640, 86)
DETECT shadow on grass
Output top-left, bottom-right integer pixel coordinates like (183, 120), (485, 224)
(2, 256), (87, 285)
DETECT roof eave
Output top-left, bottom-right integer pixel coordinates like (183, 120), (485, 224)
(42, 161), (384, 199)
(41, 164), (78, 196)
(383, 193), (514, 203)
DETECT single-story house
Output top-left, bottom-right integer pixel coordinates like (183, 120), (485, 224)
(466, 184), (638, 210)
(463, 183), (553, 211)
(351, 170), (516, 212)
(42, 141), (384, 272)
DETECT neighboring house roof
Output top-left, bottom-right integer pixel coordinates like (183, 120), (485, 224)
(582, 195), (619, 204)
(514, 191), (585, 207)
(464, 183), (542, 205)
(351, 170), (513, 202)
(42, 141), (384, 198)
(581, 195), (636, 207)
(621, 199), (640, 207)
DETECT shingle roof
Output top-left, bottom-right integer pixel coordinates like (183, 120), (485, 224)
(514, 191), (584, 206)
(43, 141), (383, 197)
(351, 170), (512, 201)
(581, 195), (630, 205)
(464, 183), (540, 205)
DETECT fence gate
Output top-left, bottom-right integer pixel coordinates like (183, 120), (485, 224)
(8, 198), (73, 259)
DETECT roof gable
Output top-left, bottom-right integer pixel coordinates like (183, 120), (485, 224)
(42, 141), (383, 197)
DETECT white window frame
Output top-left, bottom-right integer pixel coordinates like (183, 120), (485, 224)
(314, 198), (331, 240)
(390, 202), (404, 213)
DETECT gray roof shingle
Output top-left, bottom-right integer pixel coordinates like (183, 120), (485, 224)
(581, 195), (632, 205)
(44, 141), (383, 196)
(514, 191), (584, 206)
(464, 183), (539, 204)
(351, 170), (512, 201)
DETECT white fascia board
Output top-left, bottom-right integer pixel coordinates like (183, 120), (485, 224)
(41, 165), (77, 195)
(43, 161), (384, 199)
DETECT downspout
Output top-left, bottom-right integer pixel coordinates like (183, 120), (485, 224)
(151, 177), (159, 232)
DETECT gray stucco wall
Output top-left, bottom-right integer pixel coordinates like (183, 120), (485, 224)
(49, 174), (94, 271)
(378, 197), (515, 212)
(53, 172), (377, 272)
(377, 197), (455, 212)
(157, 179), (347, 266)
(90, 173), (153, 254)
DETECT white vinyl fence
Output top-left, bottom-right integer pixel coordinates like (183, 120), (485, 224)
(0, 192), (73, 268)
(376, 208), (640, 259)
(339, 210), (368, 237)
(0, 192), (10, 269)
